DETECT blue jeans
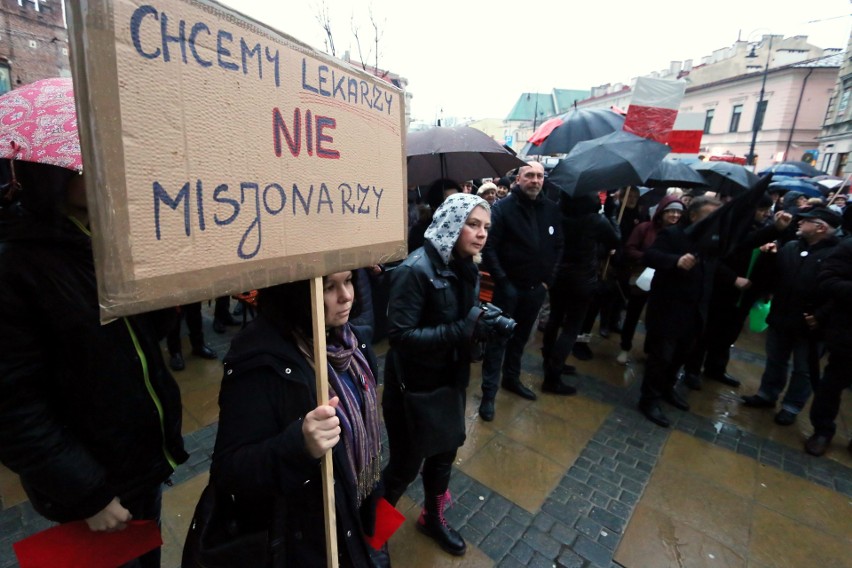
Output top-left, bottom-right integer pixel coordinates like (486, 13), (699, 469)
(481, 281), (546, 398)
(757, 326), (819, 413)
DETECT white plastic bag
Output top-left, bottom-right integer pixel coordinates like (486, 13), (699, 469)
(635, 267), (655, 292)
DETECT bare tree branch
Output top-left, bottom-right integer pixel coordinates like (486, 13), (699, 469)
(351, 14), (368, 70)
(313, 0), (336, 57)
(369, 6), (388, 78)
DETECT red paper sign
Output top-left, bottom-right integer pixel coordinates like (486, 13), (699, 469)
(14, 520), (162, 568)
(365, 498), (405, 550)
(666, 130), (703, 154)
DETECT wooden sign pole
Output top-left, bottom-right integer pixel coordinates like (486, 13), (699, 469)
(825, 173), (852, 207)
(601, 188), (631, 281)
(310, 277), (339, 568)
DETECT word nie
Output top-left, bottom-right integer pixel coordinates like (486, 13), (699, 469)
(153, 179), (385, 259)
(130, 5), (281, 87)
(273, 107), (339, 159)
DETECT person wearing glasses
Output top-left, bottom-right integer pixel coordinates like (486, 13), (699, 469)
(741, 207), (842, 426)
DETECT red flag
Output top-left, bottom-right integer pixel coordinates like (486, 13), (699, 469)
(13, 520), (162, 568)
(623, 77), (685, 144)
(365, 498), (405, 550)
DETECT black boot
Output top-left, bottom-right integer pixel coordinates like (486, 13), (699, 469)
(417, 490), (466, 556)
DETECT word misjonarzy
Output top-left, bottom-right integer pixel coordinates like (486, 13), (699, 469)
(153, 179), (385, 259)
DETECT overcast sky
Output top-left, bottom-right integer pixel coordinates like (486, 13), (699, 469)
(219, 0), (850, 123)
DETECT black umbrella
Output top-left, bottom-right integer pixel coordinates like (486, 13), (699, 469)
(691, 161), (760, 197)
(645, 159), (709, 189)
(406, 126), (526, 187)
(524, 108), (625, 156)
(548, 131), (670, 198)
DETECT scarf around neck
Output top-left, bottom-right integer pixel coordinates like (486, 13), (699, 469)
(294, 324), (381, 506)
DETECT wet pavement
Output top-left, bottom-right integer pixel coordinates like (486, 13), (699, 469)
(1, 302), (851, 567)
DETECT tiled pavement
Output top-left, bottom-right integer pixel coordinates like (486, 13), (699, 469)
(2, 304), (851, 567)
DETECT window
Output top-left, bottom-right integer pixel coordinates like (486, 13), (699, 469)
(729, 105), (743, 132)
(753, 100), (768, 131)
(0, 63), (10, 96)
(838, 88), (851, 118)
(704, 109), (715, 134)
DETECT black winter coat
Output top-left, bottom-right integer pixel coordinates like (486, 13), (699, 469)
(0, 214), (187, 522)
(815, 237), (852, 351)
(763, 235), (839, 334)
(211, 316), (380, 567)
(482, 188), (563, 289)
(555, 212), (620, 289)
(385, 242), (478, 393)
(644, 224), (723, 338)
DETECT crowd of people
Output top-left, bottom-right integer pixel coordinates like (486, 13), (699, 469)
(2, 150), (851, 567)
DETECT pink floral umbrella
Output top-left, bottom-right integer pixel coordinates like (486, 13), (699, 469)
(0, 77), (82, 172)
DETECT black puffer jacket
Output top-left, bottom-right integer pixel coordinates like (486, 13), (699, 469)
(815, 237), (852, 351)
(764, 235), (839, 334)
(482, 188), (563, 289)
(0, 213), (187, 522)
(384, 242), (478, 393)
(555, 195), (620, 288)
(211, 316), (380, 567)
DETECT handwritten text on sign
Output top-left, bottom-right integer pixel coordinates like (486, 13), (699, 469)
(115, 2), (404, 275)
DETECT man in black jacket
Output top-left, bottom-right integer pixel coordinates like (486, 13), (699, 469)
(805, 235), (852, 456)
(0, 162), (187, 567)
(741, 207), (841, 426)
(479, 162), (563, 420)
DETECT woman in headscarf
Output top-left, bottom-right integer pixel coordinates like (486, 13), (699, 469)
(208, 270), (384, 567)
(381, 192), (491, 557)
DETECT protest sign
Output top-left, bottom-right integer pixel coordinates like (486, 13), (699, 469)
(66, 0), (407, 321)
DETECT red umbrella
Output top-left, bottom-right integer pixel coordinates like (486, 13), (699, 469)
(0, 77), (82, 172)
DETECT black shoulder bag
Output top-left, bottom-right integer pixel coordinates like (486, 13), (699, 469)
(181, 483), (284, 568)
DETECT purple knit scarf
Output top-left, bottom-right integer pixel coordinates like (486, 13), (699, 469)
(295, 324), (381, 506)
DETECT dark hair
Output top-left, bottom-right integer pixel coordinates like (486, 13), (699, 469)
(426, 178), (462, 210)
(10, 160), (76, 220)
(257, 271), (362, 338)
(756, 193), (773, 209)
(558, 193), (600, 217)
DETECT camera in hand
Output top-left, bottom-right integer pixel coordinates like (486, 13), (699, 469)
(466, 302), (517, 341)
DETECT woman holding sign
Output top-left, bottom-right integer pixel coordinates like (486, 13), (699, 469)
(206, 271), (385, 567)
(381, 192), (495, 557)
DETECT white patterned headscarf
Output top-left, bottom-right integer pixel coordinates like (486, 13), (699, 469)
(424, 193), (490, 265)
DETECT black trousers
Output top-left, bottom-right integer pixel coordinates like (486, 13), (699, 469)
(619, 289), (648, 352)
(542, 280), (593, 373)
(481, 282), (546, 396)
(166, 302), (204, 355)
(809, 348), (852, 438)
(641, 317), (699, 405)
(684, 295), (750, 377)
(381, 385), (456, 506)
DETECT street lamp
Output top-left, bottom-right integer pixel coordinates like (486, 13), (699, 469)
(746, 35), (773, 169)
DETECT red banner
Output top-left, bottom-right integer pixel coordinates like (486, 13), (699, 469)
(666, 130), (703, 154)
(623, 105), (678, 144)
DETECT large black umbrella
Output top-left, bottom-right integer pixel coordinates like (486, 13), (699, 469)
(645, 159), (709, 189)
(406, 126), (526, 187)
(523, 108), (625, 156)
(548, 131), (671, 197)
(758, 160), (825, 178)
(691, 160), (760, 197)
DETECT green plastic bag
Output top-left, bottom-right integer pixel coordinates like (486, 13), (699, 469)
(749, 300), (771, 333)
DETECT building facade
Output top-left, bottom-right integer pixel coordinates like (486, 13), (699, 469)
(682, 54), (840, 171)
(817, 31), (852, 176)
(0, 0), (69, 94)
